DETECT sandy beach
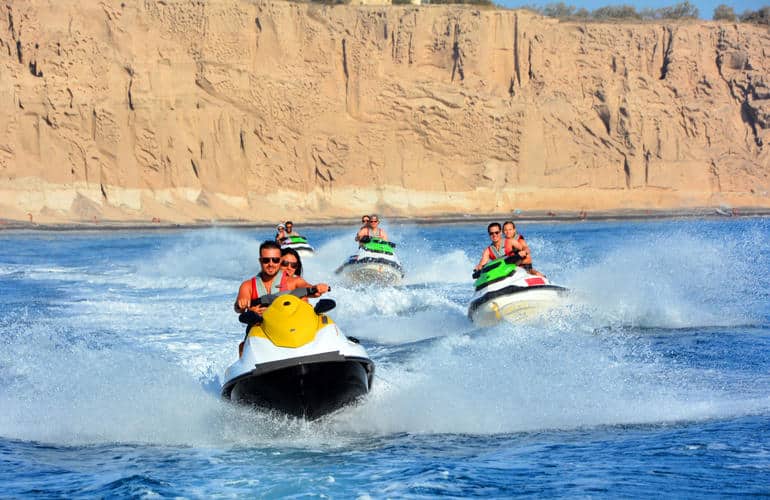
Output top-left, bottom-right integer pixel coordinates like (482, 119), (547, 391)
(2, 206), (767, 232)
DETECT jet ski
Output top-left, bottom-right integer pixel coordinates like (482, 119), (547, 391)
(281, 235), (314, 258)
(335, 236), (404, 286)
(221, 287), (374, 420)
(468, 255), (568, 326)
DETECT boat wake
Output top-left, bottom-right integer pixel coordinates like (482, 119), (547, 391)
(0, 222), (768, 447)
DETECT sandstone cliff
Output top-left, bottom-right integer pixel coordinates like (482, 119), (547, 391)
(0, 0), (768, 223)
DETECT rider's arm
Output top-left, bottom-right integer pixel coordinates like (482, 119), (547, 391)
(292, 277), (329, 297)
(234, 280), (252, 313)
(475, 249), (490, 270)
(519, 239), (531, 258)
(379, 229), (389, 241)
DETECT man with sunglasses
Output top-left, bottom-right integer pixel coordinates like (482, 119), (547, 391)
(284, 221), (301, 237)
(234, 240), (329, 315)
(474, 222), (506, 271)
(355, 214), (388, 243)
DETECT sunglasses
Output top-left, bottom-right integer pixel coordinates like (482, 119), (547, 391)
(370, 219), (379, 223)
(260, 257), (281, 264)
(488, 230), (500, 235)
(281, 260), (299, 269)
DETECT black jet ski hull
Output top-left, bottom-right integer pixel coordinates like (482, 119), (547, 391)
(221, 353), (374, 420)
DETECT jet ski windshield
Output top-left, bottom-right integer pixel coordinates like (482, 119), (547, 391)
(473, 255), (523, 290)
(359, 236), (396, 255)
(285, 235), (308, 244)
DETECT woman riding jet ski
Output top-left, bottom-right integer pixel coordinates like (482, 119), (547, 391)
(468, 255), (568, 326)
(221, 287), (374, 420)
(335, 236), (404, 286)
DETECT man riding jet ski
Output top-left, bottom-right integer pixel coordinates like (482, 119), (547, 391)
(222, 287), (375, 420)
(468, 254), (568, 327)
(335, 236), (404, 286)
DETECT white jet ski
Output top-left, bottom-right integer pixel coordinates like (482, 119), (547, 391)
(281, 235), (314, 258)
(335, 236), (404, 286)
(221, 288), (374, 420)
(468, 255), (568, 326)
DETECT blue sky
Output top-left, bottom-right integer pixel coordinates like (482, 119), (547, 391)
(499, 0), (760, 19)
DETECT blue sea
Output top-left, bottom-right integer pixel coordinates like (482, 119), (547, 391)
(1, 218), (769, 497)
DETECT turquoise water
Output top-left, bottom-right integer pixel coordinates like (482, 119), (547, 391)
(1, 218), (769, 497)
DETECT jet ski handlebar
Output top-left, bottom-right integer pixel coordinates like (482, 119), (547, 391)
(472, 254), (524, 278)
(248, 287), (330, 308)
(359, 236), (396, 248)
(238, 287), (335, 325)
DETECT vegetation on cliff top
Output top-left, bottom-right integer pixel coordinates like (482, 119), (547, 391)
(520, 1), (769, 23)
(308, 0), (769, 25)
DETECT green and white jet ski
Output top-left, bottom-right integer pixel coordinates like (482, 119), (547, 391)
(281, 235), (314, 258)
(468, 255), (568, 326)
(335, 236), (404, 286)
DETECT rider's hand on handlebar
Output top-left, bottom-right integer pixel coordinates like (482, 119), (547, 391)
(236, 297), (251, 312)
(311, 284), (330, 297)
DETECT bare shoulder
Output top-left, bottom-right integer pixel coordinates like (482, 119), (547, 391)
(285, 275), (308, 289)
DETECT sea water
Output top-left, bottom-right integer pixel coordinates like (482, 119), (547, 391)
(0, 218), (768, 497)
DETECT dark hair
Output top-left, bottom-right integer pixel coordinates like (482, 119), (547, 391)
(259, 240), (282, 255)
(487, 222), (501, 233)
(280, 247), (303, 276)
(502, 220), (516, 229)
(285, 221), (293, 226)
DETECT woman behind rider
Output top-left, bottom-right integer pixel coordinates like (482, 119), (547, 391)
(280, 247), (303, 277)
(275, 223), (287, 244)
(503, 221), (544, 277)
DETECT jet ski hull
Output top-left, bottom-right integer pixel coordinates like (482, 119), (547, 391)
(336, 258), (404, 286)
(468, 284), (567, 326)
(281, 242), (314, 258)
(222, 353), (373, 420)
(222, 303), (375, 420)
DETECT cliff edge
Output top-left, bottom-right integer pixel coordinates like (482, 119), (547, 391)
(1, 0), (768, 223)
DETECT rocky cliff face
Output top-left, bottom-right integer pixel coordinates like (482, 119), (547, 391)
(1, 0), (768, 223)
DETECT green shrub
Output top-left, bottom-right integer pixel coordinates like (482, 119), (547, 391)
(657, 0), (699, 19)
(543, 2), (575, 17)
(591, 4), (641, 19)
(713, 4), (737, 21)
(740, 6), (770, 24)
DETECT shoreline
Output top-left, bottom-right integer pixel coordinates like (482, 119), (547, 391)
(1, 207), (767, 232)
